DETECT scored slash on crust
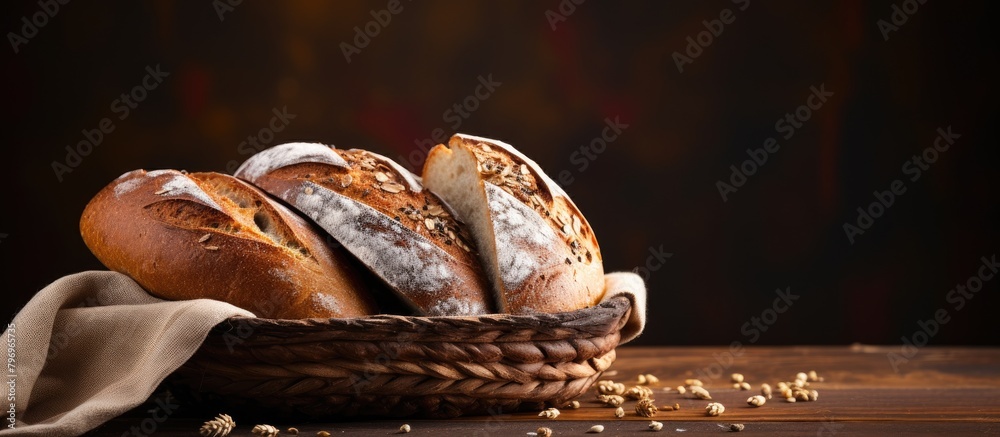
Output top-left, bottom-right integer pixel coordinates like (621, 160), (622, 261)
(422, 134), (604, 314)
(234, 142), (494, 316)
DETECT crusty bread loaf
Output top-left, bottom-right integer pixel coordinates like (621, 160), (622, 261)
(235, 143), (495, 316)
(422, 133), (605, 314)
(80, 169), (377, 319)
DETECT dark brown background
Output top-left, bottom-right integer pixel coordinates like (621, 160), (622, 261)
(1, 1), (997, 345)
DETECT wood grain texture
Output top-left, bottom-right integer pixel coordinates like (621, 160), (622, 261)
(86, 346), (1000, 436)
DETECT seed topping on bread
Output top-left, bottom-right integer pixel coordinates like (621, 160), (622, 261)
(460, 136), (598, 267)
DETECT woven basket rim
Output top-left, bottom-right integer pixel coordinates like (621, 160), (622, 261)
(178, 297), (633, 418)
(226, 295), (631, 323)
(204, 296), (633, 344)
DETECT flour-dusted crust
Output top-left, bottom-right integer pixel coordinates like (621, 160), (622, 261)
(80, 169), (376, 319)
(236, 143), (494, 316)
(237, 142), (350, 181)
(423, 134), (605, 313)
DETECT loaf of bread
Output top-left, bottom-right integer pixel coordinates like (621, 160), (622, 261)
(235, 143), (495, 316)
(423, 133), (605, 313)
(80, 169), (377, 319)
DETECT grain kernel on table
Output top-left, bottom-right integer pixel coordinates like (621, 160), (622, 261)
(598, 394), (625, 407)
(251, 424), (278, 437)
(761, 383), (773, 399)
(597, 380), (626, 395)
(625, 385), (653, 400)
(689, 385), (712, 400)
(538, 407), (560, 419)
(198, 414), (234, 437)
(635, 398), (658, 417)
(706, 402), (725, 416)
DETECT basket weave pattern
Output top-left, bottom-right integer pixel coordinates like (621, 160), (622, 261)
(169, 296), (633, 418)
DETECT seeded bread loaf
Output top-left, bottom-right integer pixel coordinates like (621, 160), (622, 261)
(422, 133), (605, 314)
(235, 143), (495, 316)
(80, 169), (377, 319)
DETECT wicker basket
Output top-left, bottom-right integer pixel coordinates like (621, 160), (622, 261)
(167, 294), (633, 418)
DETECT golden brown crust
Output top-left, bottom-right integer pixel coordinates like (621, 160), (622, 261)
(80, 169), (376, 319)
(236, 144), (494, 316)
(265, 149), (480, 260)
(425, 134), (605, 314)
(461, 142), (602, 266)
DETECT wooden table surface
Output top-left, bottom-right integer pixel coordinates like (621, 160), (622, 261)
(88, 346), (1000, 436)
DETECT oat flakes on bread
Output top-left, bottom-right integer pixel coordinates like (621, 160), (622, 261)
(422, 133), (604, 313)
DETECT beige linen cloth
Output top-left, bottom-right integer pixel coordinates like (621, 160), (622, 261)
(2, 270), (646, 437)
(1, 271), (254, 437)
